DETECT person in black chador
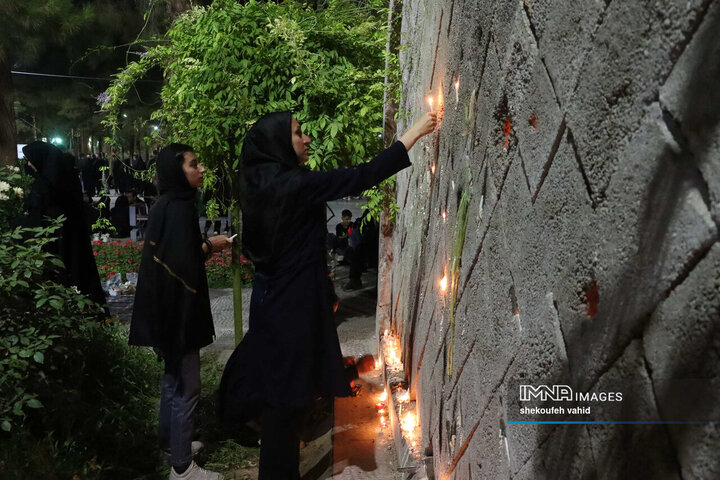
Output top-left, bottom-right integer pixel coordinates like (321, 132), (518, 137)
(218, 110), (436, 479)
(17, 141), (106, 309)
(129, 143), (229, 480)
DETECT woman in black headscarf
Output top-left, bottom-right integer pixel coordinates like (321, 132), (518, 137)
(18, 141), (106, 308)
(219, 111), (436, 479)
(130, 143), (229, 480)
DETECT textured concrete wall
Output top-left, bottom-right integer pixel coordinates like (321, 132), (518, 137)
(390, 0), (720, 478)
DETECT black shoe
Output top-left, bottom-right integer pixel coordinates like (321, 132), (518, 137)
(342, 278), (363, 291)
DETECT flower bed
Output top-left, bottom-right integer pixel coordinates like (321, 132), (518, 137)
(93, 240), (142, 281)
(92, 240), (252, 288)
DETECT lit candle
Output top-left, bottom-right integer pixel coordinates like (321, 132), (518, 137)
(376, 401), (386, 410)
(440, 275), (448, 292)
(454, 78), (460, 104)
(401, 412), (417, 433)
(427, 96), (434, 112)
(431, 163), (436, 175)
(380, 389), (387, 402)
(442, 210), (447, 222)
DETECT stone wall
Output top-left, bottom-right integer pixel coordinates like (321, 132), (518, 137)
(389, 0), (720, 478)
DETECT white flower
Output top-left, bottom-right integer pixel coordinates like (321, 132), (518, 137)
(13, 187), (23, 197)
(10, 166), (19, 173)
(71, 286), (80, 294)
(0, 193), (8, 201)
(0, 181), (9, 192)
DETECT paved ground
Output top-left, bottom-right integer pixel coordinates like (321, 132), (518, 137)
(206, 265), (401, 480)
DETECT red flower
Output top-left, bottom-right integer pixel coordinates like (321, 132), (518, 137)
(94, 252), (98, 256)
(114, 262), (119, 266)
(244, 274), (252, 279)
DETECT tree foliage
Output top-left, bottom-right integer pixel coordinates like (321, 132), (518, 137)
(103, 0), (390, 211)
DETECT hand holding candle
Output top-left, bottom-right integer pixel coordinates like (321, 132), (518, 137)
(399, 112), (438, 152)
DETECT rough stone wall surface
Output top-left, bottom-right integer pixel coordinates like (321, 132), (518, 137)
(390, 0), (720, 478)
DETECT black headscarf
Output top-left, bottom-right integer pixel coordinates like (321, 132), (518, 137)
(130, 144), (214, 369)
(18, 142), (107, 308)
(239, 111), (306, 271)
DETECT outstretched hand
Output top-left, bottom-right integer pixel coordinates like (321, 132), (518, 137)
(399, 112), (438, 151)
(412, 112), (438, 137)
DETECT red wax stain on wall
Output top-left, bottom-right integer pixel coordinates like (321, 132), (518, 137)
(584, 279), (599, 318)
(503, 117), (512, 148)
(529, 115), (537, 129)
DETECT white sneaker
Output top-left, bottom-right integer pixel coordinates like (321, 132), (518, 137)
(161, 440), (204, 463)
(169, 460), (224, 480)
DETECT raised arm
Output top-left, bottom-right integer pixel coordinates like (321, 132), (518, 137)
(298, 112), (437, 205)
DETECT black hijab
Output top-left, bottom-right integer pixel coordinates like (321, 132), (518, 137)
(130, 144), (215, 369)
(239, 111), (306, 271)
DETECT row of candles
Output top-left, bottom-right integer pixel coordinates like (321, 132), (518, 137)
(375, 331), (421, 453)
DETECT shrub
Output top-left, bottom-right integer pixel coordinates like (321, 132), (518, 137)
(205, 249), (253, 289)
(93, 239), (143, 281)
(92, 241), (253, 288)
(0, 165), (31, 232)
(0, 221), (163, 479)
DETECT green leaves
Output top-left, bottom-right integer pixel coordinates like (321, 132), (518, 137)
(102, 0), (389, 195)
(1, 222), (107, 434)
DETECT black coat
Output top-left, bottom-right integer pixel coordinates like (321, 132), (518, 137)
(18, 142), (106, 308)
(219, 139), (411, 425)
(129, 144), (215, 370)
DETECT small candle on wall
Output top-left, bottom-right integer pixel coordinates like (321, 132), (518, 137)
(427, 96), (434, 112)
(454, 78), (460, 104)
(440, 275), (448, 292)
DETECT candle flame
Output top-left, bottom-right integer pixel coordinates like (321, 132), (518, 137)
(455, 78), (460, 90)
(427, 96), (434, 109)
(440, 275), (448, 292)
(380, 389), (387, 402)
(401, 412), (417, 433)
(384, 329), (389, 336)
(431, 164), (436, 175)
(442, 210), (447, 221)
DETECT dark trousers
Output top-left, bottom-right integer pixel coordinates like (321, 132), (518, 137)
(158, 350), (201, 469)
(259, 405), (306, 480)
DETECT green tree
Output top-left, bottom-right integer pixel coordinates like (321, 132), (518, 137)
(103, 0), (389, 341)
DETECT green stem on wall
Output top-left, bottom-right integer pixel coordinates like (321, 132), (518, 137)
(446, 190), (470, 376)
